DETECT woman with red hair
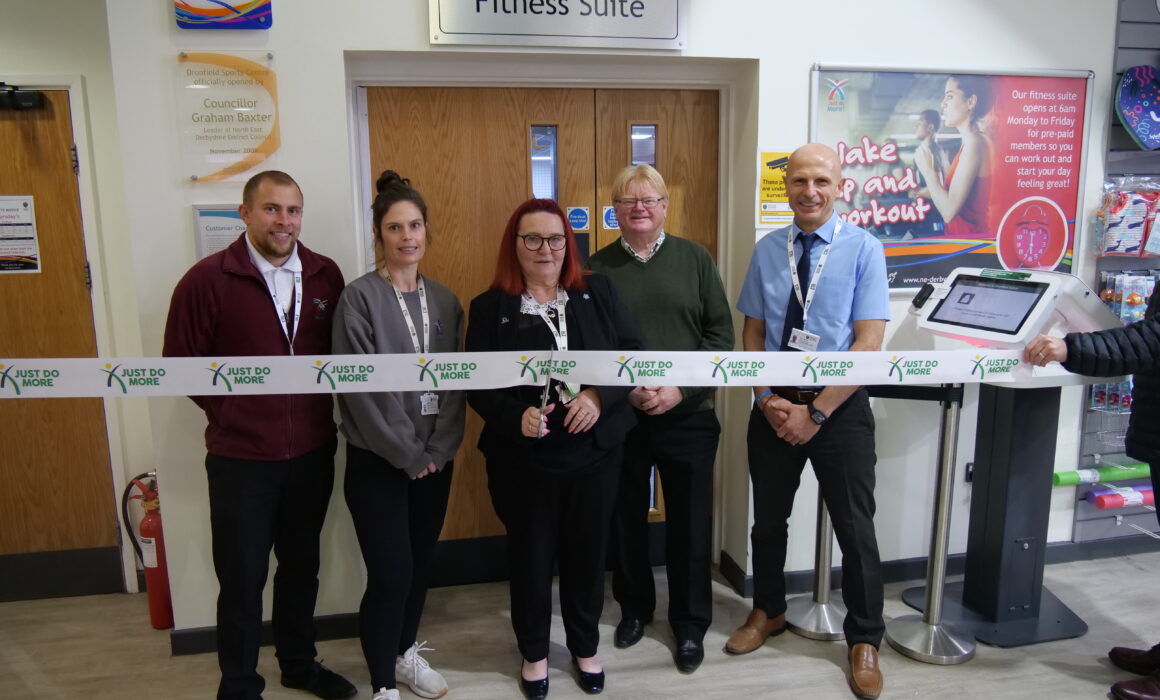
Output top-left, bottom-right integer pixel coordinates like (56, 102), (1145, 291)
(466, 199), (642, 699)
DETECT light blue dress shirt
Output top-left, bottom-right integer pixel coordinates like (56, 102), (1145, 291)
(737, 213), (890, 352)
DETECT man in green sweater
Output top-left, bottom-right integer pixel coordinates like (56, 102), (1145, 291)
(588, 164), (734, 673)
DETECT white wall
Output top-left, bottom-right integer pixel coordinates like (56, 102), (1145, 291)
(80, 0), (1120, 631)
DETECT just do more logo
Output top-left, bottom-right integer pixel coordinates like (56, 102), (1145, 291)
(886, 355), (939, 383)
(100, 363), (167, 393)
(0, 363), (60, 394)
(613, 355), (672, 383)
(970, 354), (1020, 380)
(313, 360), (376, 389)
(207, 361), (271, 391)
(798, 355), (854, 383)
(709, 356), (764, 384)
(418, 356), (478, 387)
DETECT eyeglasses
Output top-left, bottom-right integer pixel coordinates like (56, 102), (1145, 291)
(518, 234), (567, 251)
(614, 197), (665, 209)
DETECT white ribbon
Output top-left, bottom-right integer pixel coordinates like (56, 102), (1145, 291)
(0, 348), (1034, 399)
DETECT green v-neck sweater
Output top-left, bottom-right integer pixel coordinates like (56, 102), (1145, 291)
(588, 235), (734, 413)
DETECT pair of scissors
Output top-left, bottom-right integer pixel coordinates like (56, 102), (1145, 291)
(536, 348), (554, 438)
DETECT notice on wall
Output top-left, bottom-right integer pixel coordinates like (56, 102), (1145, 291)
(194, 205), (246, 259)
(0, 196), (41, 274)
(812, 67), (1090, 289)
(175, 51), (281, 182)
(757, 151), (792, 229)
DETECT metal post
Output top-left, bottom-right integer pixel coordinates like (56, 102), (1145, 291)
(786, 491), (847, 640)
(886, 385), (975, 664)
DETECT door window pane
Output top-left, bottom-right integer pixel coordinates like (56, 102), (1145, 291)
(530, 125), (558, 200)
(631, 124), (657, 166)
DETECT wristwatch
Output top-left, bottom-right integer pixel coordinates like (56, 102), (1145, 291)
(806, 401), (828, 426)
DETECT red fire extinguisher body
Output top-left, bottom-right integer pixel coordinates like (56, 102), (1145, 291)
(133, 479), (173, 629)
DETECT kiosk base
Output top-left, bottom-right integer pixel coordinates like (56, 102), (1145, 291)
(902, 581), (1088, 647)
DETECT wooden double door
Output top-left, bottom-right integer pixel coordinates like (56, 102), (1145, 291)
(363, 86), (719, 542)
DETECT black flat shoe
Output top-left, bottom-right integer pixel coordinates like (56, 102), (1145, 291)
(572, 657), (605, 694)
(519, 673), (549, 700)
(674, 638), (704, 673)
(614, 617), (647, 648)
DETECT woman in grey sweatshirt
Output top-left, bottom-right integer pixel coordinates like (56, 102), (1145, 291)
(333, 171), (464, 700)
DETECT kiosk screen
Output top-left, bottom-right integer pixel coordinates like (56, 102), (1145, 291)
(927, 275), (1050, 335)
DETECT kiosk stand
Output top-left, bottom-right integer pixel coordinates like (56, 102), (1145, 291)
(900, 382), (1089, 646)
(785, 493), (846, 641)
(898, 268), (1118, 648)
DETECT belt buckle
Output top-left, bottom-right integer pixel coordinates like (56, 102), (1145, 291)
(798, 389), (819, 403)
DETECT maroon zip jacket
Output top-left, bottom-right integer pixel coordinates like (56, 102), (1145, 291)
(163, 235), (345, 461)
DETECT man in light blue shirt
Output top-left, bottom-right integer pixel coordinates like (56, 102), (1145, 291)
(728, 143), (890, 700)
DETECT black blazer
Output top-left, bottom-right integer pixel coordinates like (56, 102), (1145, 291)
(465, 273), (644, 460)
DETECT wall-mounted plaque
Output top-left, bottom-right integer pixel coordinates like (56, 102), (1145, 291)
(175, 52), (280, 182)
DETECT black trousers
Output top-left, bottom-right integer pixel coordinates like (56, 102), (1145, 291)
(344, 444), (453, 690)
(487, 449), (621, 662)
(610, 409), (720, 642)
(747, 390), (885, 647)
(205, 441), (336, 700)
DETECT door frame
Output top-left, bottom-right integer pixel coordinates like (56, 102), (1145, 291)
(344, 52), (759, 569)
(4, 74), (133, 592)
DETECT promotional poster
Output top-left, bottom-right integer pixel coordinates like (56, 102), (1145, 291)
(813, 68), (1090, 288)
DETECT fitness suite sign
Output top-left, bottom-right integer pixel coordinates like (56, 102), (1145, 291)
(429, 0), (684, 49)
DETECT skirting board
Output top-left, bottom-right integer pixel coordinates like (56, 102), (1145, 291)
(0, 546), (123, 602)
(717, 533), (1160, 599)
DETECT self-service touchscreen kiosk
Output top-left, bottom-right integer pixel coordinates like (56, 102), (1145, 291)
(919, 267), (1118, 349)
(904, 268), (1121, 647)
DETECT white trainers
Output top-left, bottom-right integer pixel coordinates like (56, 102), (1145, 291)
(395, 641), (448, 699)
(372, 689), (401, 700)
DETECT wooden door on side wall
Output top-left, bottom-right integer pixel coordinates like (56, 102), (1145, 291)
(364, 86), (719, 544)
(0, 90), (120, 599)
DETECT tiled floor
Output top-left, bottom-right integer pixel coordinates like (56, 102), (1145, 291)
(3, 553), (1159, 698)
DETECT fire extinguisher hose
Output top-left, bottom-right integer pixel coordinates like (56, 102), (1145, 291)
(121, 471), (155, 565)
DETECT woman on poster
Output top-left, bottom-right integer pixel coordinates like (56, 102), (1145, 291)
(915, 74), (994, 237)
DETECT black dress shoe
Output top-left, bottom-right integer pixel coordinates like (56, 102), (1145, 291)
(614, 617), (647, 648)
(280, 661), (357, 699)
(674, 638), (704, 673)
(519, 673), (549, 700)
(572, 657), (605, 694)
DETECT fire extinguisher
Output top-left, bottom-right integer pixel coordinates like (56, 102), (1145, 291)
(126, 476), (174, 629)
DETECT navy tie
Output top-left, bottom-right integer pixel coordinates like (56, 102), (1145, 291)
(780, 232), (817, 351)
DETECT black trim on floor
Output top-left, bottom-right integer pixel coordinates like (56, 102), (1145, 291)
(171, 613), (361, 656)
(0, 547), (123, 602)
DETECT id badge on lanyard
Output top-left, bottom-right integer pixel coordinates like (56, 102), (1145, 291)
(388, 272), (439, 415)
(786, 222), (839, 352)
(527, 286), (581, 404)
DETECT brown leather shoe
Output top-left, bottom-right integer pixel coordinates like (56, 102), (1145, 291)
(724, 609), (786, 655)
(1112, 644), (1160, 675)
(848, 643), (883, 699)
(1112, 672), (1160, 700)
